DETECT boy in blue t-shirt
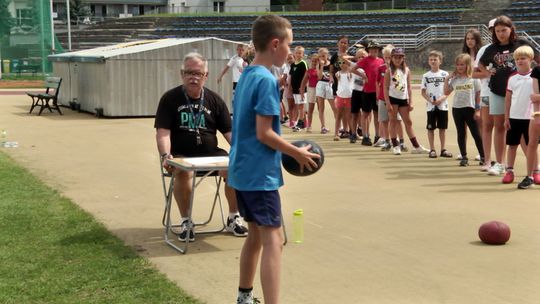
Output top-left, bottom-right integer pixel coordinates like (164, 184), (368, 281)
(228, 14), (319, 304)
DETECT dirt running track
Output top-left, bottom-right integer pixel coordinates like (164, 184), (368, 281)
(1, 90), (539, 304)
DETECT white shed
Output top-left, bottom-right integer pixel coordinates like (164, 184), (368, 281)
(48, 38), (244, 117)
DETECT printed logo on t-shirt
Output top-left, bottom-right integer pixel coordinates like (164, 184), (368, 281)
(424, 76), (445, 87)
(494, 52), (515, 70)
(454, 83), (474, 91)
(392, 72), (405, 92)
(177, 104), (210, 130)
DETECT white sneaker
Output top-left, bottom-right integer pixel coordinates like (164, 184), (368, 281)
(475, 154), (481, 161)
(393, 146), (401, 155)
(480, 163), (491, 172)
(456, 154), (463, 160)
(373, 138), (386, 147)
(487, 162), (505, 176)
(411, 145), (430, 154)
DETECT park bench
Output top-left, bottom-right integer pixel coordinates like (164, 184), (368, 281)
(27, 77), (63, 116)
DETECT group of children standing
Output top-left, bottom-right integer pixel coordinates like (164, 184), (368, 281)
(274, 16), (540, 189)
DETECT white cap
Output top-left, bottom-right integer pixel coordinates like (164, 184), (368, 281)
(488, 18), (496, 28)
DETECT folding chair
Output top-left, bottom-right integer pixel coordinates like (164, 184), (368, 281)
(160, 157), (226, 254)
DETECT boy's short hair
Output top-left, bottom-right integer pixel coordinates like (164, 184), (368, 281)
(513, 45), (534, 60)
(428, 50), (443, 61)
(356, 49), (368, 57)
(311, 54), (319, 60)
(251, 15), (292, 52)
(294, 46), (305, 53)
(382, 44), (394, 56)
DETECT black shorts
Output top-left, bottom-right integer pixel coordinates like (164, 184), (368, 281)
(361, 92), (378, 113)
(236, 190), (282, 227)
(506, 118), (530, 146)
(172, 148), (228, 158)
(426, 108), (448, 130)
(351, 90), (363, 114)
(389, 96), (409, 107)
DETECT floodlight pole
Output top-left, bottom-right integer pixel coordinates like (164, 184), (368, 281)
(66, 0), (72, 51)
(50, 0), (55, 52)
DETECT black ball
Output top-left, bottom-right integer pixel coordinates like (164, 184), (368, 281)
(282, 140), (324, 176)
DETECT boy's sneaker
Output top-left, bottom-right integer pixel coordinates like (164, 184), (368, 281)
(411, 145), (430, 154)
(349, 134), (357, 144)
(534, 172), (540, 185)
(502, 171), (514, 184)
(487, 162), (505, 176)
(400, 144), (409, 152)
(381, 142), (392, 151)
(361, 137), (373, 146)
(517, 176), (534, 189)
(373, 138), (386, 147)
(392, 146), (401, 155)
(177, 220), (195, 242)
(459, 158), (469, 167)
(227, 215), (248, 237)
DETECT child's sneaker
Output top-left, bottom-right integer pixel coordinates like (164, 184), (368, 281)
(227, 215), (248, 237)
(392, 146), (401, 155)
(321, 127), (329, 134)
(440, 149), (453, 158)
(534, 172), (540, 185)
(349, 134), (357, 144)
(456, 154), (463, 160)
(411, 145), (430, 154)
(177, 219), (195, 242)
(381, 142), (392, 151)
(517, 176), (534, 189)
(292, 126), (301, 132)
(361, 137), (373, 146)
(373, 137), (386, 147)
(459, 158), (469, 167)
(475, 154), (482, 161)
(487, 162), (504, 176)
(502, 171), (514, 184)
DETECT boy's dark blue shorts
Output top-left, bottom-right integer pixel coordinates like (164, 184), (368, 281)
(235, 190), (282, 227)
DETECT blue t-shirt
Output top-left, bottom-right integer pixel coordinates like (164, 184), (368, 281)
(228, 65), (284, 191)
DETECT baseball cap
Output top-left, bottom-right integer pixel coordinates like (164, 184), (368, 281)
(488, 18), (496, 28)
(391, 48), (405, 56)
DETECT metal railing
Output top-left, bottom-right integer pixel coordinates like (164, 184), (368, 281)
(350, 24), (492, 50)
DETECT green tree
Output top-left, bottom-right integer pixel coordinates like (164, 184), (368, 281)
(0, 0), (15, 38)
(69, 0), (90, 22)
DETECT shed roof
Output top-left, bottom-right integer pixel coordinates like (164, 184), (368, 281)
(48, 37), (242, 63)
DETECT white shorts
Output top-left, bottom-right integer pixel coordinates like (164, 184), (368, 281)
(293, 94), (307, 105)
(316, 81), (334, 100)
(306, 87), (317, 104)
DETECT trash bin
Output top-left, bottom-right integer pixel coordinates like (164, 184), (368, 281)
(2, 60), (10, 74)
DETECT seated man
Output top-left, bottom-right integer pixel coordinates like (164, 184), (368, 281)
(155, 52), (248, 242)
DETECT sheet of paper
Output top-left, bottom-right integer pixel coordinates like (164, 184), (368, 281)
(183, 156), (229, 166)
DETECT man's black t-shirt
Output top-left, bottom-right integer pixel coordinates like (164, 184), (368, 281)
(479, 38), (538, 97)
(289, 60), (307, 94)
(154, 85), (231, 156)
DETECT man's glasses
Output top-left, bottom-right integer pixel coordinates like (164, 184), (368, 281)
(182, 70), (207, 78)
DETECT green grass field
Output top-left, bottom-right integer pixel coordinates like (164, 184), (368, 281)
(0, 152), (202, 304)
